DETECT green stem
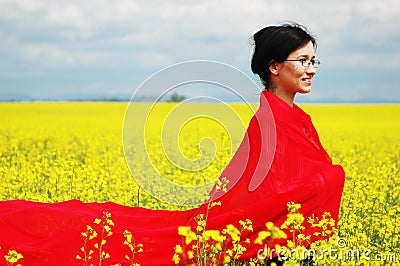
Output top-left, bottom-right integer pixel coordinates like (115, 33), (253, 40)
(84, 238), (89, 266)
(98, 221), (105, 266)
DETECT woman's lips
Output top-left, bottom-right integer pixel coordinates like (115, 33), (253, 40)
(302, 77), (312, 85)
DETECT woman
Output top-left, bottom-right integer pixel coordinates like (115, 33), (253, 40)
(202, 23), (345, 265)
(0, 23), (345, 265)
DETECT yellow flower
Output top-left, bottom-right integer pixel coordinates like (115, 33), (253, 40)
(224, 255), (231, 264)
(178, 226), (192, 237)
(223, 224), (240, 242)
(266, 221), (274, 230)
(210, 201), (221, 208)
(239, 219), (253, 231)
(4, 250), (23, 264)
(185, 231), (197, 245)
(254, 231), (271, 245)
(174, 244), (183, 254)
(172, 253), (180, 264)
(287, 202), (301, 213)
(203, 230), (225, 242)
(123, 230), (133, 243)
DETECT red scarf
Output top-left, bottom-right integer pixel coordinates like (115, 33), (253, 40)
(0, 91), (345, 265)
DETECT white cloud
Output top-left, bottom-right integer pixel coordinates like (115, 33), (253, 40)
(18, 43), (107, 66)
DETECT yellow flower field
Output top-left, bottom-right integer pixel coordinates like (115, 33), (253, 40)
(0, 102), (399, 265)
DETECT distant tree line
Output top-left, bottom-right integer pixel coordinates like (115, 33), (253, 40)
(167, 93), (186, 102)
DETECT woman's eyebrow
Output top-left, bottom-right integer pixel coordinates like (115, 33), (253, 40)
(297, 54), (315, 59)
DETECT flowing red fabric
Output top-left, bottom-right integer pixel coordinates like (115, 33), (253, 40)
(0, 91), (345, 265)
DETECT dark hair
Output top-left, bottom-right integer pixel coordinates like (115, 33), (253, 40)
(251, 23), (316, 90)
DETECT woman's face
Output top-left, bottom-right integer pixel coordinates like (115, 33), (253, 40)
(272, 41), (317, 95)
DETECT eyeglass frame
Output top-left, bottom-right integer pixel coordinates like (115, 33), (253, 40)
(284, 58), (321, 68)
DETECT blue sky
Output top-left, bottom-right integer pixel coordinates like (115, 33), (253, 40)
(1, 0), (399, 103)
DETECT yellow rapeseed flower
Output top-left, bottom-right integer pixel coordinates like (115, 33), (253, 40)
(255, 231), (271, 245)
(4, 250), (23, 264)
(172, 253), (180, 264)
(174, 244), (183, 254)
(178, 226), (192, 237)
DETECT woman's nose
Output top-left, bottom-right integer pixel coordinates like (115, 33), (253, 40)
(307, 64), (317, 75)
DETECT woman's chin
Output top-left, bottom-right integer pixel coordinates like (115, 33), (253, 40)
(299, 87), (311, 94)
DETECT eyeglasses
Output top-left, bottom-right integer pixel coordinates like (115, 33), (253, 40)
(285, 58), (321, 68)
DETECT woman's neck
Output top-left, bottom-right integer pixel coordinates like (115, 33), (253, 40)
(268, 88), (295, 108)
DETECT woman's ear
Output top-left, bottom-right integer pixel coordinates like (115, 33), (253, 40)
(269, 62), (280, 76)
